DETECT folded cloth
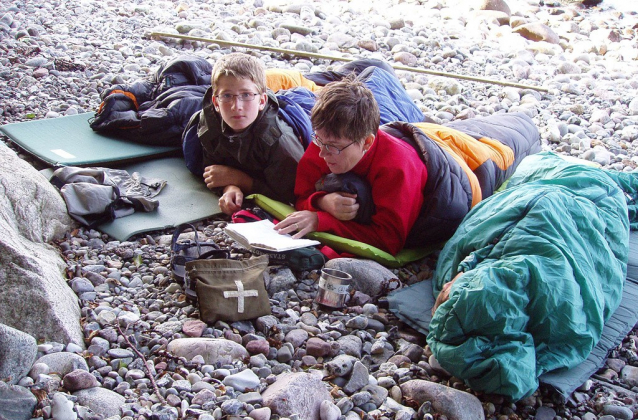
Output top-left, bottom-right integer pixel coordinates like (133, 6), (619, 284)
(50, 166), (166, 227)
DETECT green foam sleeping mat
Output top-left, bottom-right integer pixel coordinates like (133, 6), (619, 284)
(42, 157), (220, 242)
(0, 113), (180, 166)
(247, 194), (438, 268)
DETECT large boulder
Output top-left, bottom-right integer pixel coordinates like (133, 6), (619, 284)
(0, 143), (72, 242)
(0, 324), (37, 385)
(0, 143), (82, 346)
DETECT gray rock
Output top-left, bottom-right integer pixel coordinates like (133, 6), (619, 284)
(326, 33), (356, 48)
(107, 348), (134, 359)
(70, 277), (94, 294)
(50, 393), (77, 420)
(323, 259), (401, 298)
(0, 324), (37, 385)
(278, 23), (313, 36)
(33, 352), (89, 377)
(223, 368), (260, 392)
(320, 400), (342, 420)
(262, 370), (333, 420)
(266, 267), (297, 295)
(166, 338), (249, 365)
(361, 384), (388, 408)
(221, 399), (244, 415)
(325, 354), (357, 377)
(620, 364), (638, 386)
(394, 52), (418, 67)
(343, 361), (369, 395)
(0, 382), (37, 420)
(62, 369), (100, 391)
(237, 391), (263, 404)
(427, 77), (462, 96)
(513, 22), (560, 44)
(284, 328), (309, 348)
(336, 335), (363, 358)
(0, 144), (81, 347)
(534, 406), (556, 420)
(478, 0), (511, 15)
(602, 404), (633, 420)
(74, 387), (126, 418)
(255, 315), (279, 335)
(25, 57), (48, 68)
(192, 389), (217, 405)
(400, 380), (485, 420)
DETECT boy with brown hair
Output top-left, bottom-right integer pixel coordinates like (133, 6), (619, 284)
(275, 76), (428, 255)
(196, 53), (304, 214)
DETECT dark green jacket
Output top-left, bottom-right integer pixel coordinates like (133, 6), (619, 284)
(198, 88), (303, 205)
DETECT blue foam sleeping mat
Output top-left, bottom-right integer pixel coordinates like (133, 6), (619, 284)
(0, 113), (180, 166)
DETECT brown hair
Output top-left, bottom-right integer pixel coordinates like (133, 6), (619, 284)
(310, 74), (380, 142)
(211, 53), (267, 94)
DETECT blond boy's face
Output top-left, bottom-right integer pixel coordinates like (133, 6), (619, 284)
(212, 75), (267, 133)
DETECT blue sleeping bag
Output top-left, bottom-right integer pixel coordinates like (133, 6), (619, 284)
(358, 66), (424, 125)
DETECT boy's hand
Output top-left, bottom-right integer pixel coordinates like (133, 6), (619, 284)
(204, 165), (253, 192)
(317, 192), (359, 221)
(219, 185), (243, 215)
(274, 211), (318, 239)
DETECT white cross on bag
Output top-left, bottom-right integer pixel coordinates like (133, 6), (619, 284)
(223, 280), (259, 313)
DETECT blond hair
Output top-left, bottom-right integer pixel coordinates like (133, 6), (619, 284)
(211, 53), (267, 94)
(311, 75), (380, 142)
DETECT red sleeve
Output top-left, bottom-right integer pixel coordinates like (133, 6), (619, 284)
(316, 163), (425, 255)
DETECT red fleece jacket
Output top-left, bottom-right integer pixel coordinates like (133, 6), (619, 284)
(295, 129), (428, 255)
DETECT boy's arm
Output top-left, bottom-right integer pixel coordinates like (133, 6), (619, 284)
(203, 164), (253, 193)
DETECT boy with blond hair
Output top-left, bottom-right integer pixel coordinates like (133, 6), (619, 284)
(196, 53), (304, 214)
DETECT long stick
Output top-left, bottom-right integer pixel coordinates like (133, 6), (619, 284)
(115, 323), (166, 404)
(150, 31), (549, 93)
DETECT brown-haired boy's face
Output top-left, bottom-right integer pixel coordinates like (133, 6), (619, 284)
(314, 129), (372, 174)
(212, 75), (267, 133)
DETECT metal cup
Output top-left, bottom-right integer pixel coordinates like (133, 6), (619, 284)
(314, 268), (352, 308)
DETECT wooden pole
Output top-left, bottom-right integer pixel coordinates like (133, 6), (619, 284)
(150, 31), (550, 93)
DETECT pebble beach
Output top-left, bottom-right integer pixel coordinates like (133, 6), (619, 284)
(2, 0), (638, 419)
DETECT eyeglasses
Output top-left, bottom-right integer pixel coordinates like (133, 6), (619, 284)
(215, 92), (260, 103)
(312, 133), (357, 155)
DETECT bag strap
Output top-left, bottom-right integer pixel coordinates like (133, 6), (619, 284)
(199, 248), (230, 260)
(171, 223), (201, 254)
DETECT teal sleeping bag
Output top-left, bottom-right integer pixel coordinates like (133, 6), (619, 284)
(428, 152), (638, 400)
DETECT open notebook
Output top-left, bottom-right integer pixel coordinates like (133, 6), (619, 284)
(224, 220), (320, 252)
